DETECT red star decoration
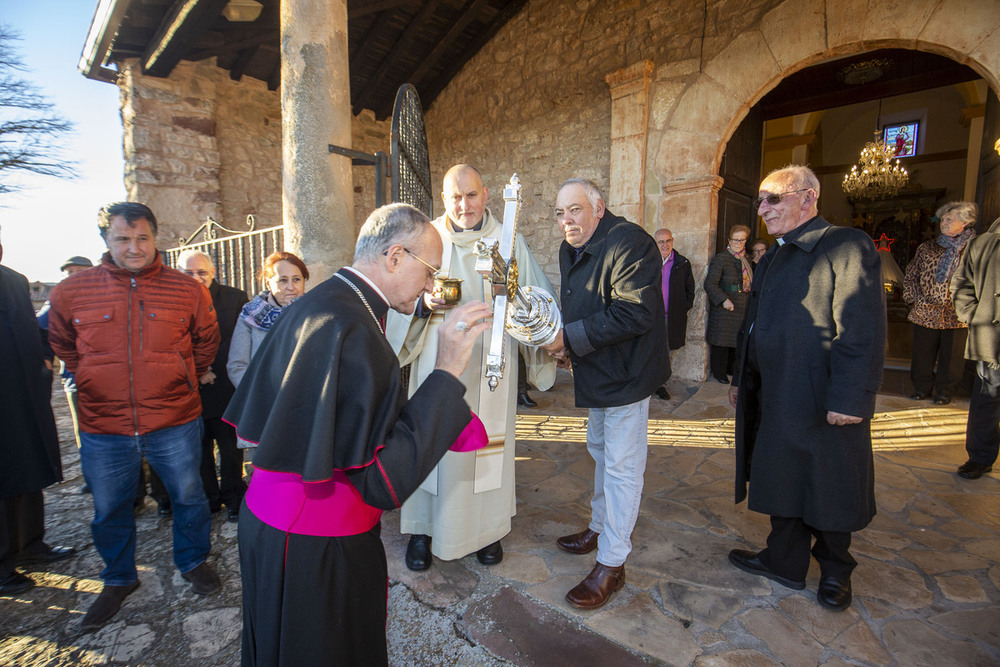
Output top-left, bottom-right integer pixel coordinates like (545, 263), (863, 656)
(875, 233), (895, 252)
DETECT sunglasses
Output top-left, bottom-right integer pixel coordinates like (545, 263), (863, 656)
(754, 188), (810, 209)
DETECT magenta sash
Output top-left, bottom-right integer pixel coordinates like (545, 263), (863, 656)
(245, 468), (382, 537)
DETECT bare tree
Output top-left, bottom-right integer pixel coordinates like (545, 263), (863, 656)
(0, 25), (74, 195)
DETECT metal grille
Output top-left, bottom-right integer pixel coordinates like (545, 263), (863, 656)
(391, 84), (433, 217)
(163, 215), (283, 296)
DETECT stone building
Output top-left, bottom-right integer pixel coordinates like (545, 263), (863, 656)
(82, 0), (1000, 380)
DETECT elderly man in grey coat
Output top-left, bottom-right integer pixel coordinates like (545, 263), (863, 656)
(727, 165), (885, 612)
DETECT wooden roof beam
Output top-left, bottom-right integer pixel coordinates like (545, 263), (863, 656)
(414, 0), (528, 116)
(143, 0), (230, 77)
(354, 0), (439, 114)
(348, 0), (416, 20)
(229, 45), (260, 82)
(406, 0), (490, 92)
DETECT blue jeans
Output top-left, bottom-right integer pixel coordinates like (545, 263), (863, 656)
(80, 418), (211, 585)
(587, 398), (650, 567)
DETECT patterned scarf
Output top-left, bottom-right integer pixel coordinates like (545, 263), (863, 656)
(240, 290), (284, 330)
(728, 247), (753, 292)
(935, 227), (976, 283)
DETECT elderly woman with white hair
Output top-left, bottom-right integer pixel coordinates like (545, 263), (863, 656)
(903, 201), (978, 405)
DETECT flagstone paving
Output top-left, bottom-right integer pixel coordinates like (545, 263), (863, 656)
(2, 371), (998, 665)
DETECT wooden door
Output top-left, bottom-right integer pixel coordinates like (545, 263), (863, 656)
(977, 88), (1000, 229)
(717, 107), (763, 252)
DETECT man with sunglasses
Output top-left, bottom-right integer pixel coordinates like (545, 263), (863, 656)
(387, 164), (556, 573)
(727, 165), (885, 612)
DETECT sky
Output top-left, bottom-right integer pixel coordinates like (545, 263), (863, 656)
(1, 1), (125, 283)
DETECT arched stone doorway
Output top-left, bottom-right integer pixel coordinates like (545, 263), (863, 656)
(647, 0), (1000, 381)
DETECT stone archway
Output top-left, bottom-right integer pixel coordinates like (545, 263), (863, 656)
(646, 0), (1000, 380)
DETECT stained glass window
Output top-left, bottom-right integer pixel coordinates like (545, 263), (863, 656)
(883, 122), (919, 158)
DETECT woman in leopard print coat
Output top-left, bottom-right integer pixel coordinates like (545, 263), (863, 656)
(902, 201), (977, 404)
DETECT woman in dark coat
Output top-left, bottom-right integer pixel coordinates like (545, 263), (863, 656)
(704, 225), (752, 382)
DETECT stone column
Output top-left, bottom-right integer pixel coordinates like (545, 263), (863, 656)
(604, 60), (654, 228)
(281, 0), (354, 282)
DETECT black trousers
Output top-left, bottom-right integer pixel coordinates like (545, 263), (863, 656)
(758, 516), (856, 582)
(517, 351), (528, 393)
(910, 325), (967, 398)
(200, 417), (247, 509)
(965, 362), (1000, 466)
(710, 345), (735, 380)
(0, 491), (46, 577)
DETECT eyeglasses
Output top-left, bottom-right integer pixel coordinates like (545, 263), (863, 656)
(383, 247), (442, 280)
(729, 238), (747, 244)
(754, 188), (810, 209)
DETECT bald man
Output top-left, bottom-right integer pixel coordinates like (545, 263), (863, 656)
(387, 164), (556, 571)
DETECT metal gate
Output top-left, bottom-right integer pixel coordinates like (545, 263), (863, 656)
(391, 84), (433, 217)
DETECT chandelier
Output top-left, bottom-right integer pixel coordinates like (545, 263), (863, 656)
(842, 129), (909, 200)
(842, 99), (909, 200)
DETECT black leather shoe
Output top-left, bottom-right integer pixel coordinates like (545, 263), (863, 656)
(557, 528), (599, 555)
(227, 507), (240, 523)
(817, 575), (852, 611)
(932, 395), (951, 405)
(957, 460), (993, 480)
(182, 562), (221, 595)
(18, 544), (76, 565)
(728, 549), (805, 590)
(655, 387), (671, 400)
(0, 571), (35, 596)
(405, 534), (432, 571)
(517, 391), (537, 408)
(80, 581), (140, 631)
(714, 375), (729, 384)
(910, 391), (928, 400)
(476, 540), (503, 565)
(156, 501), (172, 517)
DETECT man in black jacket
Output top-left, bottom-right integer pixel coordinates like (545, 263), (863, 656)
(178, 249), (249, 521)
(0, 233), (75, 595)
(543, 178), (669, 610)
(653, 228), (695, 400)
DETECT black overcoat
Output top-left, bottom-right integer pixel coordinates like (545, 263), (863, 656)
(199, 280), (249, 419)
(732, 216), (885, 532)
(666, 251), (695, 350)
(559, 210), (669, 408)
(0, 265), (62, 498)
(704, 250), (749, 347)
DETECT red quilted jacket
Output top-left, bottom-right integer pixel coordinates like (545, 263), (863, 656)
(49, 252), (220, 436)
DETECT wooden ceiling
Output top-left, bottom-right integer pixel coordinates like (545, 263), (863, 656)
(757, 49), (982, 120)
(87, 0), (527, 119)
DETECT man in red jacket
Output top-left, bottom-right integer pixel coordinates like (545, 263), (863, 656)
(49, 202), (221, 631)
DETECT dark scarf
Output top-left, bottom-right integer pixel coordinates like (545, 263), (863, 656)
(935, 228), (976, 283)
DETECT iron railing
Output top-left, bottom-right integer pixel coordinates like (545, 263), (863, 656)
(163, 215), (283, 295)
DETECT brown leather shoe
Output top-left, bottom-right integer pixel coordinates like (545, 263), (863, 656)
(565, 562), (625, 610)
(556, 528), (599, 555)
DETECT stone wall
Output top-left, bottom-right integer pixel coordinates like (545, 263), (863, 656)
(118, 58), (388, 252)
(118, 59), (281, 247)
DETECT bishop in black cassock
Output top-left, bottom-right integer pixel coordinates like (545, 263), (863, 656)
(224, 204), (493, 666)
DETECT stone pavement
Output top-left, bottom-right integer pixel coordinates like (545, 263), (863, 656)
(2, 371), (998, 666)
